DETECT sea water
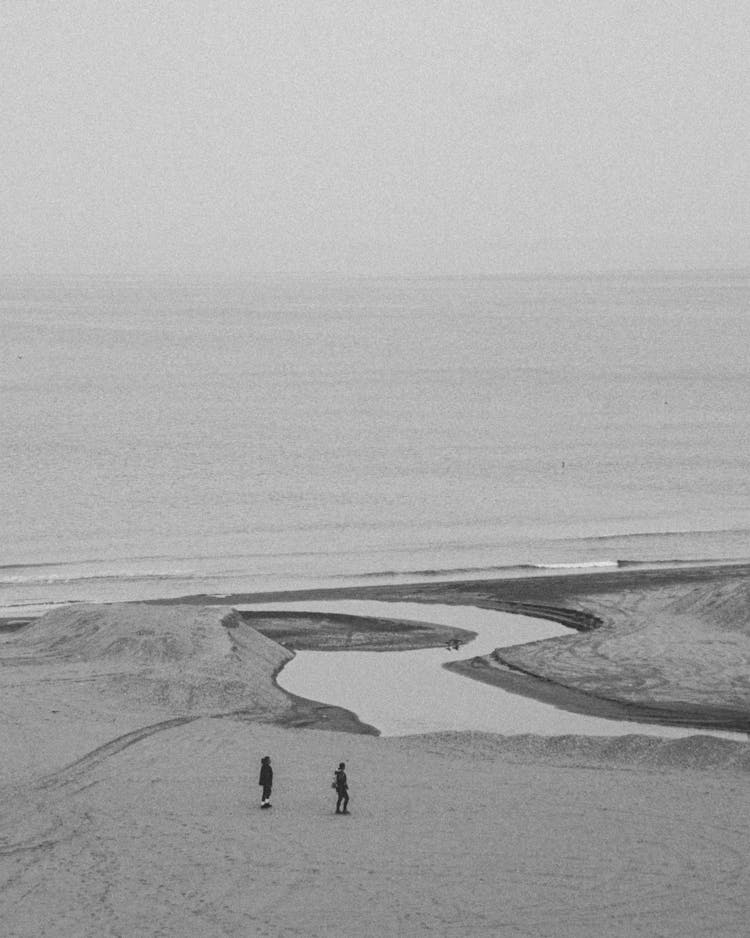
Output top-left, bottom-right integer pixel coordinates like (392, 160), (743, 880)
(2, 272), (750, 613)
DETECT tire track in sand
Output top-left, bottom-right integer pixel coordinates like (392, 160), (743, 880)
(37, 715), (200, 791)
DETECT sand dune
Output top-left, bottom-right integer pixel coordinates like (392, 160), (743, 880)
(3, 585), (750, 936)
(4, 603), (295, 721)
(0, 604), (295, 783)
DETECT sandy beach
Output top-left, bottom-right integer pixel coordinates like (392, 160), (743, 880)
(6, 5), (750, 934)
(155, 561), (750, 733)
(2, 564), (750, 936)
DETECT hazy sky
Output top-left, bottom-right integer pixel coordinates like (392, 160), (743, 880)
(2, 2), (749, 277)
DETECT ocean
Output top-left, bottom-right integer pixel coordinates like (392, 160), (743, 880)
(2, 272), (750, 615)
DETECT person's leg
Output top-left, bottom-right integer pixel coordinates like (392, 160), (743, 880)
(336, 791), (343, 813)
(341, 791), (349, 813)
(262, 783), (272, 807)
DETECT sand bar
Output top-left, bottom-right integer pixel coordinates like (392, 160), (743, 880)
(3, 565), (750, 936)
(257, 599), (741, 739)
(151, 561), (750, 733)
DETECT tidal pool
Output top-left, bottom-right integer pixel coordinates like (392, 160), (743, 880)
(243, 600), (742, 739)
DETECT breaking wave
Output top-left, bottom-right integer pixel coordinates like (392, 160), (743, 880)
(0, 570), (198, 586)
(328, 557), (746, 581)
(571, 526), (750, 544)
(2, 556), (748, 593)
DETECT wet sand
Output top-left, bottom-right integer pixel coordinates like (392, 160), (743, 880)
(157, 561), (750, 734)
(3, 565), (750, 936)
(264, 599), (741, 739)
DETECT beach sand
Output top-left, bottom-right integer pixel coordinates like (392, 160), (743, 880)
(2, 566), (750, 936)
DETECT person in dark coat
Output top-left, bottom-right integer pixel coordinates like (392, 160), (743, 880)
(334, 761), (349, 814)
(259, 756), (273, 809)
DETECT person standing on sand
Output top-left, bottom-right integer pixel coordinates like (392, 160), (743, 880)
(259, 755), (273, 809)
(334, 762), (349, 814)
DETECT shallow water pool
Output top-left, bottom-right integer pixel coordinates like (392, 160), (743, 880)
(243, 600), (743, 740)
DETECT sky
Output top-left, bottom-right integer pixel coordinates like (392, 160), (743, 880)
(2, 1), (749, 278)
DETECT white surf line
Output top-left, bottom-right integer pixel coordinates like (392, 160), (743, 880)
(241, 600), (744, 739)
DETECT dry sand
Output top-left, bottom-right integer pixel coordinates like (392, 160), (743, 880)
(2, 572), (750, 937)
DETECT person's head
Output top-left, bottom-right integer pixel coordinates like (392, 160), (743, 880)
(261, 756), (271, 764)
(338, 762), (345, 770)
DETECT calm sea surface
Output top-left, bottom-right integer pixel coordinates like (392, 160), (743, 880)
(2, 273), (750, 613)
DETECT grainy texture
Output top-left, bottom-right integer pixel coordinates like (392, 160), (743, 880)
(241, 609), (474, 651)
(4, 574), (750, 936)
(446, 571), (750, 731)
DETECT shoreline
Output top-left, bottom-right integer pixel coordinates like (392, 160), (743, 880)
(4, 571), (750, 936)
(4, 561), (750, 735)
(155, 561), (750, 735)
(139, 557), (750, 612)
(446, 656), (750, 734)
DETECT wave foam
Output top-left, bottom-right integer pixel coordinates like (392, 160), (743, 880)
(0, 570), (198, 586)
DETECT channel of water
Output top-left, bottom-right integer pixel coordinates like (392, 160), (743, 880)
(243, 600), (742, 739)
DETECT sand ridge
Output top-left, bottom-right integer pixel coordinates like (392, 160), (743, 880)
(3, 603), (293, 716)
(463, 574), (750, 732)
(0, 604), (366, 783)
(3, 575), (750, 935)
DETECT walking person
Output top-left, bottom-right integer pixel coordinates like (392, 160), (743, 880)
(259, 755), (273, 809)
(333, 761), (349, 814)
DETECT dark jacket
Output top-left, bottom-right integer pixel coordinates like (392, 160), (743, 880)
(334, 769), (347, 792)
(259, 764), (273, 787)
